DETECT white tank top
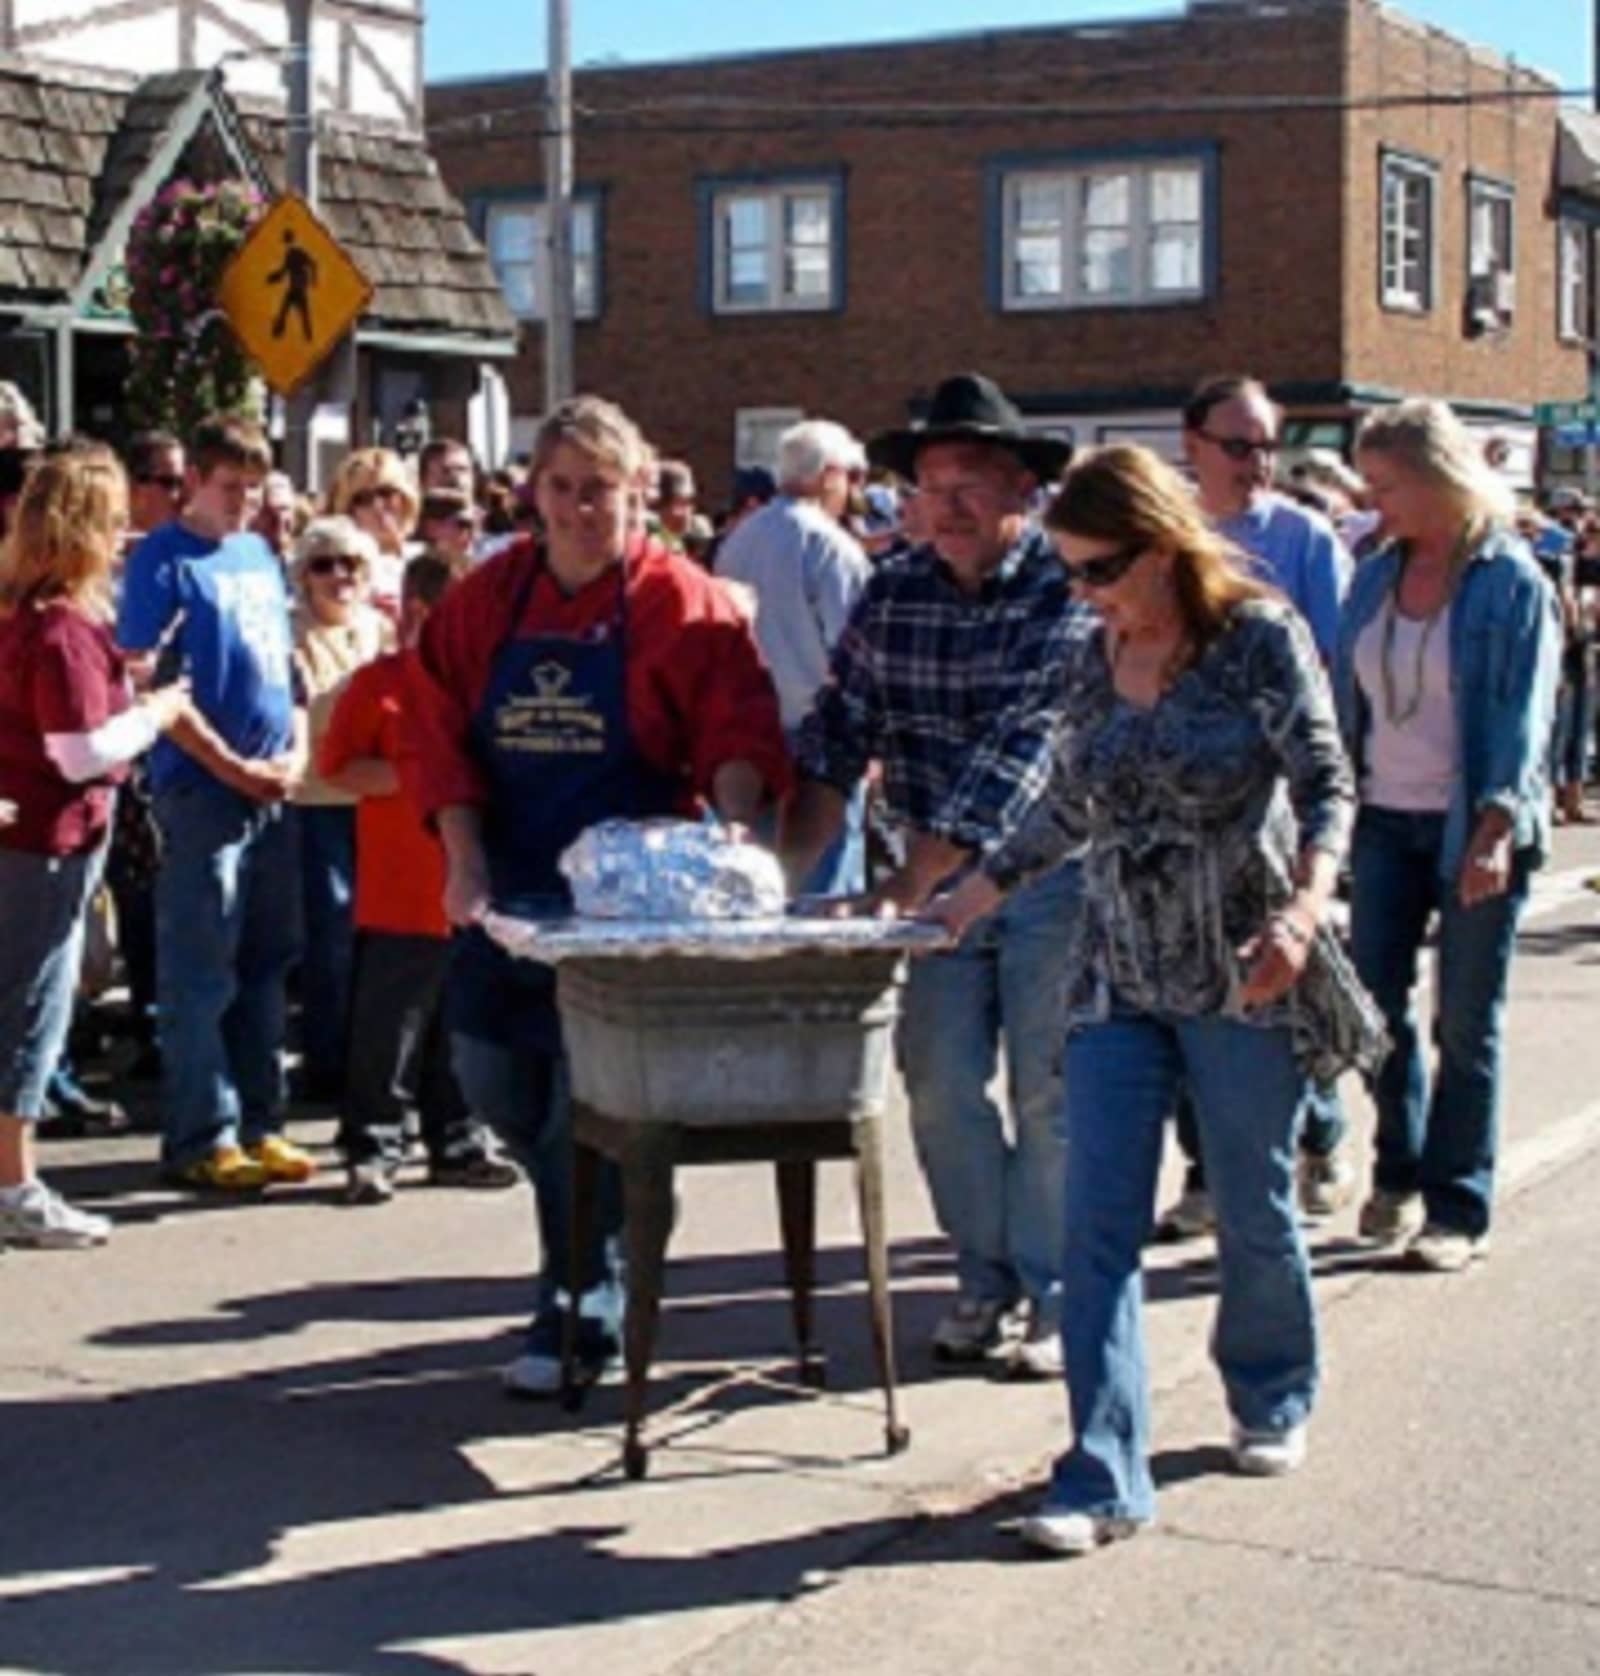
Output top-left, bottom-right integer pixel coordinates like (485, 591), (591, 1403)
(1352, 602), (1457, 813)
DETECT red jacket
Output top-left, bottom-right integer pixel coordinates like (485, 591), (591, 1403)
(406, 534), (790, 823)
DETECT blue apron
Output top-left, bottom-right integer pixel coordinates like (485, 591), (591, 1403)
(451, 553), (678, 1050)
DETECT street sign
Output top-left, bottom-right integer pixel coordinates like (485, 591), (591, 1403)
(1535, 399), (1600, 428)
(218, 193), (373, 398)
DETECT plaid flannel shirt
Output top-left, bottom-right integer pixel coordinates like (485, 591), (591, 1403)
(796, 527), (1092, 852)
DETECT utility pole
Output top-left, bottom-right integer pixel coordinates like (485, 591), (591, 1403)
(284, 0), (318, 487)
(544, 0), (576, 411)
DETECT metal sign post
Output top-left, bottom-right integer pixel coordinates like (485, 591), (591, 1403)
(544, 0), (575, 411)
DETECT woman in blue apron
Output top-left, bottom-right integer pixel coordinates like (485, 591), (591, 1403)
(409, 397), (789, 1397)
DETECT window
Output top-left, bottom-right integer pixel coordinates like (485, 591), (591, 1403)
(1467, 180), (1514, 282)
(482, 197), (599, 321)
(1559, 220), (1590, 343)
(1381, 154), (1436, 311)
(999, 157), (1208, 310)
(710, 182), (839, 313)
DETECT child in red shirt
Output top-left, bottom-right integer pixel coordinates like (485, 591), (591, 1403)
(319, 555), (517, 1204)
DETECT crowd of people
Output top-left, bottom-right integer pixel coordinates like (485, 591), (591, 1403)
(0, 366), (1569, 1557)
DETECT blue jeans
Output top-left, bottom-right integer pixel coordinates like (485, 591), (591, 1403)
(1174, 1080), (1342, 1188)
(451, 1030), (624, 1341)
(896, 861), (1078, 1311)
(755, 776), (866, 900)
(1051, 1011), (1318, 1522)
(292, 804), (357, 1089)
(1349, 807), (1529, 1238)
(0, 843), (106, 1118)
(153, 781), (301, 1168)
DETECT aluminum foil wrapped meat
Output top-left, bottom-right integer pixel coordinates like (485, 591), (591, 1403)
(559, 817), (788, 922)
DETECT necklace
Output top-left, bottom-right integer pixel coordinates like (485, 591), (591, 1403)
(1379, 534), (1466, 726)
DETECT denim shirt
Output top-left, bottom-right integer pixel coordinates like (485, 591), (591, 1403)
(1332, 528), (1561, 881)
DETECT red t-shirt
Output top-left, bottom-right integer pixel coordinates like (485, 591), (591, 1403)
(405, 533), (791, 825)
(0, 600), (131, 856)
(319, 650), (449, 939)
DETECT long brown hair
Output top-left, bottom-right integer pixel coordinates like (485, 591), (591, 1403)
(1044, 444), (1270, 651)
(0, 441), (128, 615)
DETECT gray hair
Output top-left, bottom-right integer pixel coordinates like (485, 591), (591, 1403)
(293, 514), (379, 582)
(777, 419), (866, 495)
(1355, 400), (1516, 531)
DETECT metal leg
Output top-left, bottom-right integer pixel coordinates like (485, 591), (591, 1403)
(854, 1115), (909, 1456)
(562, 1133), (601, 1413)
(620, 1126), (679, 1480)
(776, 1159), (825, 1387)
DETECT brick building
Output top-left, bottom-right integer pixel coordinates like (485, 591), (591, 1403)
(427, 0), (1596, 497)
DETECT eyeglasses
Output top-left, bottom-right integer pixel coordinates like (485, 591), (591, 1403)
(352, 485), (406, 510)
(307, 554), (363, 578)
(1059, 542), (1146, 589)
(1197, 432), (1279, 462)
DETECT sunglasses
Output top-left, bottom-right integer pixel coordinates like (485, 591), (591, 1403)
(352, 485), (406, 510)
(138, 474), (185, 494)
(307, 554), (364, 578)
(1059, 542), (1146, 589)
(1198, 432), (1279, 462)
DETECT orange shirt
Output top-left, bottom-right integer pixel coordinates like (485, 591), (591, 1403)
(318, 651), (449, 939)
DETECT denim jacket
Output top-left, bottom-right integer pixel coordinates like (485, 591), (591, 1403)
(1332, 528), (1561, 881)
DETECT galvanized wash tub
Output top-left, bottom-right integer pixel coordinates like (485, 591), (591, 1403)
(480, 913), (950, 1128)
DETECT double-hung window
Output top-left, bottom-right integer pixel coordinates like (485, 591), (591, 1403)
(709, 180), (840, 314)
(999, 155), (1209, 310)
(482, 197), (600, 321)
(1381, 153), (1436, 311)
(1559, 220), (1591, 343)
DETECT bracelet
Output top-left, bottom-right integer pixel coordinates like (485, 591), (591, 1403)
(1270, 911), (1315, 947)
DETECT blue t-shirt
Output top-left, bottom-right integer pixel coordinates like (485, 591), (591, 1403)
(117, 522), (296, 794)
(1220, 493), (1352, 667)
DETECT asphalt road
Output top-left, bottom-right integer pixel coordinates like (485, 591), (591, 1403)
(7, 828), (1600, 1676)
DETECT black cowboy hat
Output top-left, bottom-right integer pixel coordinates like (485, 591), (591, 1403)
(867, 372), (1073, 484)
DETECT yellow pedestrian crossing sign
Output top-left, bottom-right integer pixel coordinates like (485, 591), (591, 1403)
(219, 193), (373, 397)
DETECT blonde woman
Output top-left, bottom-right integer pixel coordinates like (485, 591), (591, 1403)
(931, 445), (1384, 1556)
(407, 394), (789, 1396)
(289, 516), (392, 1100)
(326, 448), (418, 616)
(1339, 402), (1561, 1271)
(0, 444), (187, 1246)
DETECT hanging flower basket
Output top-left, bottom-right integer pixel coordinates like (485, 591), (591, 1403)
(125, 179), (266, 436)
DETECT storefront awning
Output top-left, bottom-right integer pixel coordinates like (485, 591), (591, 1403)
(1558, 110), (1600, 199)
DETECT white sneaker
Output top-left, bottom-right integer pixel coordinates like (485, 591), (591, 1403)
(1406, 1224), (1490, 1273)
(1358, 1189), (1425, 1246)
(1155, 1184), (1215, 1241)
(502, 1350), (564, 1398)
(1231, 1422), (1308, 1477)
(0, 1180), (110, 1249)
(1017, 1506), (1144, 1557)
(1002, 1304), (1064, 1381)
(931, 1297), (1013, 1363)
(1298, 1149), (1357, 1220)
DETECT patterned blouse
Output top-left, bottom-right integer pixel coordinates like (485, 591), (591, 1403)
(986, 598), (1386, 1080)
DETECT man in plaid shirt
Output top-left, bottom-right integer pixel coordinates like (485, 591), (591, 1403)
(785, 374), (1088, 1379)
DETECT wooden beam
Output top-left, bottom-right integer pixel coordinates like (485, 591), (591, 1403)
(17, 0), (172, 49)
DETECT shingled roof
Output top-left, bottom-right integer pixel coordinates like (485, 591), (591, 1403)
(0, 58), (516, 343)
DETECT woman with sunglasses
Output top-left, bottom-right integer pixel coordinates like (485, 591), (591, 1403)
(929, 445), (1384, 1557)
(327, 449), (419, 618)
(1339, 402), (1559, 1272)
(288, 517), (393, 1102)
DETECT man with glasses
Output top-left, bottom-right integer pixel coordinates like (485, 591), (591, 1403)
(1183, 377), (1351, 664)
(784, 372), (1087, 1380)
(1167, 375), (1356, 1234)
(124, 432), (186, 540)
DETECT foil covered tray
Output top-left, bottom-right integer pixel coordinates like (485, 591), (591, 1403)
(480, 909), (952, 965)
